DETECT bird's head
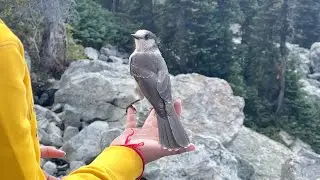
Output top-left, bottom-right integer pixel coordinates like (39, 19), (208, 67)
(131, 29), (160, 51)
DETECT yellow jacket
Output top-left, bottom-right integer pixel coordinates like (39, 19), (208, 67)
(0, 19), (144, 180)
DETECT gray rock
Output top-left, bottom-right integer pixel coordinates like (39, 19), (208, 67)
(100, 44), (120, 57)
(43, 161), (57, 176)
(108, 55), (123, 64)
(35, 105), (63, 127)
(58, 104), (82, 128)
(55, 60), (134, 122)
(61, 121), (109, 164)
(307, 73), (320, 81)
(299, 79), (320, 100)
(281, 149), (320, 180)
(69, 161), (86, 172)
(287, 43), (313, 76)
(310, 42), (320, 73)
(63, 126), (79, 142)
(40, 159), (47, 168)
(84, 47), (99, 60)
(100, 128), (122, 149)
(98, 54), (109, 62)
(51, 103), (63, 113)
(25, 51), (32, 72)
(170, 73), (245, 145)
(144, 133), (250, 180)
(290, 138), (314, 154)
(47, 122), (63, 147)
(228, 127), (293, 180)
(35, 106), (63, 146)
(279, 130), (295, 147)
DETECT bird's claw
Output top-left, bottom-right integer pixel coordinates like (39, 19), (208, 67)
(126, 104), (137, 114)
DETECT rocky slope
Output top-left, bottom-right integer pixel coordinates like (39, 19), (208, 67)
(34, 44), (320, 180)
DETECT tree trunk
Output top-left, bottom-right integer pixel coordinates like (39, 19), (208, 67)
(40, 21), (67, 77)
(40, 0), (67, 77)
(276, 0), (289, 114)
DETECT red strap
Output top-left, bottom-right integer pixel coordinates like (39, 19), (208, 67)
(120, 129), (145, 180)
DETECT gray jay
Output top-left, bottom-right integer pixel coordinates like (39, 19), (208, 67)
(127, 29), (190, 150)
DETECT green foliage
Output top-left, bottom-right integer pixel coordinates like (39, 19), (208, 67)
(66, 24), (86, 61)
(71, 0), (138, 51)
(291, 0), (320, 48)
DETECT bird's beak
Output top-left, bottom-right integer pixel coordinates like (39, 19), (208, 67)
(131, 33), (142, 40)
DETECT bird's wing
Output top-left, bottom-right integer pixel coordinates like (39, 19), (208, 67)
(130, 53), (172, 112)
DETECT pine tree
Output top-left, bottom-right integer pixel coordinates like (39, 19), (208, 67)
(291, 0), (320, 48)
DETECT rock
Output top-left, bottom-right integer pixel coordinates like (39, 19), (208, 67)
(228, 127), (293, 180)
(310, 42), (320, 73)
(37, 89), (58, 107)
(40, 159), (47, 168)
(35, 105), (64, 146)
(170, 73), (245, 145)
(108, 55), (123, 64)
(290, 138), (314, 154)
(55, 60), (134, 122)
(299, 79), (320, 100)
(35, 105), (63, 127)
(307, 72), (320, 80)
(287, 43), (313, 76)
(69, 161), (86, 172)
(63, 126), (79, 142)
(43, 161), (58, 176)
(58, 104), (82, 128)
(279, 130), (295, 147)
(24, 51), (31, 72)
(47, 122), (63, 147)
(84, 47), (99, 60)
(278, 130), (314, 154)
(100, 44), (120, 57)
(100, 128), (122, 149)
(144, 133), (252, 180)
(51, 103), (63, 113)
(281, 149), (320, 180)
(98, 54), (109, 62)
(61, 121), (109, 164)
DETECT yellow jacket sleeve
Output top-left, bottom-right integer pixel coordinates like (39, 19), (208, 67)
(65, 146), (144, 180)
(0, 19), (144, 180)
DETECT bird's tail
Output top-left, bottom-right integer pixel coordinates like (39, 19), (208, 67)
(156, 104), (190, 150)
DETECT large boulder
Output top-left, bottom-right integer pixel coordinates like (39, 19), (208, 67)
(281, 149), (320, 180)
(310, 42), (320, 73)
(144, 133), (254, 180)
(61, 121), (109, 164)
(170, 73), (245, 145)
(228, 127), (293, 180)
(54, 60), (130, 123)
(84, 47), (99, 60)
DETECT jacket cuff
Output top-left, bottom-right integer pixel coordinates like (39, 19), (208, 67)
(90, 146), (144, 179)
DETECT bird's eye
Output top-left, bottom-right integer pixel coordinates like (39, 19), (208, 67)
(145, 34), (149, 40)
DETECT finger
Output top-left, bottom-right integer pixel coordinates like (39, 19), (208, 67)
(125, 107), (137, 129)
(160, 143), (196, 157)
(40, 146), (66, 159)
(44, 172), (59, 180)
(173, 99), (182, 117)
(142, 108), (157, 128)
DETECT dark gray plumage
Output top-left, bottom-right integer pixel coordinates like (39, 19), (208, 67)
(128, 29), (190, 150)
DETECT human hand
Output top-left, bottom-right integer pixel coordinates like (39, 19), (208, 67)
(40, 146), (66, 180)
(110, 99), (196, 164)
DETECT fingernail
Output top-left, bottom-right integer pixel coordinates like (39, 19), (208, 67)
(58, 150), (66, 155)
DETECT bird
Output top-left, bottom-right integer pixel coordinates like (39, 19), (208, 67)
(127, 29), (191, 151)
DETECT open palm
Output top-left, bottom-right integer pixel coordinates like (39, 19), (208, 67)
(110, 99), (195, 164)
